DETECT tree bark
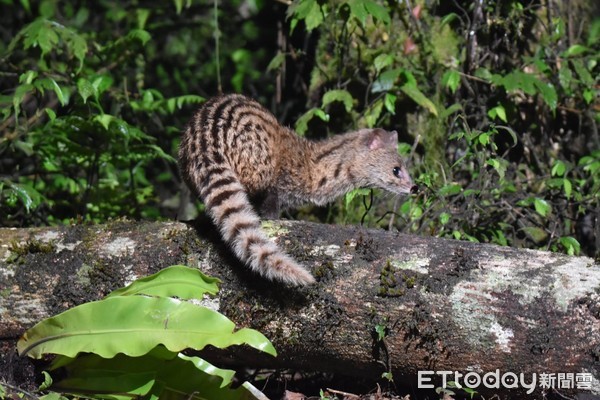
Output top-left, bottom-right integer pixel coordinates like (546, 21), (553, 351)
(1, 219), (599, 397)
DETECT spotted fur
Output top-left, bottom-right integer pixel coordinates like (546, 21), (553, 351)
(179, 94), (415, 286)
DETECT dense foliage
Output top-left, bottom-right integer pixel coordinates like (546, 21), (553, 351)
(1, 0), (598, 257)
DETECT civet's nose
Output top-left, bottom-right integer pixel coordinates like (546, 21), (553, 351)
(410, 184), (419, 194)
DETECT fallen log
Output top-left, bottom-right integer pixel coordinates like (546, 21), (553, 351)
(1, 219), (599, 397)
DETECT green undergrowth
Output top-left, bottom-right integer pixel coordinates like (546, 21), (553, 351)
(18, 265), (276, 400)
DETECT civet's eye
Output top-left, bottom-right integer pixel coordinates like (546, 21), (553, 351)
(393, 166), (401, 177)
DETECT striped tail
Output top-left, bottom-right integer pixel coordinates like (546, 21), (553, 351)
(198, 168), (315, 286)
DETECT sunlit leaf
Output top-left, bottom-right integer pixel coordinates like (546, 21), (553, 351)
(18, 296), (277, 359)
(441, 69), (460, 94)
(533, 198), (551, 217)
(400, 82), (438, 116)
(107, 265), (220, 299)
(322, 89), (354, 113)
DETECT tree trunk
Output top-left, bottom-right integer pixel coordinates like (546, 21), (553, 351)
(1, 219), (599, 397)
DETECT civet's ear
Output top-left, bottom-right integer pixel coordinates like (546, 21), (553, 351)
(367, 129), (397, 150)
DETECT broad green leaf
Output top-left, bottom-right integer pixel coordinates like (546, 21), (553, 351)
(438, 183), (461, 196)
(441, 69), (460, 94)
(563, 44), (588, 57)
(400, 83), (438, 116)
(136, 8), (151, 28)
(45, 108), (56, 121)
(63, 29), (88, 72)
(295, 107), (329, 135)
(347, 0), (368, 26)
(93, 75), (114, 96)
(384, 93), (396, 115)
(572, 59), (594, 86)
(51, 351), (264, 400)
(487, 104), (507, 122)
(322, 89), (354, 113)
(521, 226), (548, 243)
(18, 295), (277, 359)
(7, 182), (43, 212)
(344, 188), (371, 208)
(533, 198), (551, 217)
(77, 78), (96, 104)
(363, 98), (383, 127)
(127, 29), (151, 45)
(563, 178), (572, 199)
(363, 0), (390, 24)
(559, 236), (580, 256)
(107, 265), (220, 299)
(439, 212), (451, 225)
(94, 114), (114, 130)
(533, 80), (557, 111)
(440, 12), (458, 27)
(440, 103), (462, 119)
(478, 132), (490, 146)
(372, 68), (401, 93)
(19, 70), (37, 84)
(373, 54), (393, 74)
(267, 52), (285, 71)
(487, 158), (507, 179)
(13, 83), (34, 116)
(551, 160), (566, 177)
(303, 0), (324, 31)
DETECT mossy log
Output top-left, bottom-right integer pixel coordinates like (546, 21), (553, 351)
(1, 219), (599, 397)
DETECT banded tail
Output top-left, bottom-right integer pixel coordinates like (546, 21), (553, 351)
(180, 152), (315, 286)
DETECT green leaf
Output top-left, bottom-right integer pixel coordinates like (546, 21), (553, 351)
(93, 75), (114, 96)
(363, 0), (390, 24)
(107, 265), (220, 299)
(551, 160), (566, 177)
(533, 80), (557, 111)
(441, 69), (460, 94)
(572, 59), (594, 86)
(559, 236), (580, 256)
(322, 89), (354, 113)
(94, 114), (115, 130)
(488, 104), (507, 122)
(384, 93), (396, 115)
(440, 12), (458, 27)
(7, 182), (43, 212)
(563, 44), (588, 57)
(372, 68), (401, 93)
(374, 324), (386, 341)
(521, 226), (548, 243)
(400, 82), (438, 116)
(439, 212), (451, 225)
(127, 29), (151, 45)
(18, 295), (277, 359)
(303, 0), (324, 31)
(77, 78), (96, 104)
(438, 183), (462, 196)
(295, 107), (329, 135)
(13, 83), (34, 117)
(440, 103), (462, 119)
(487, 158), (507, 179)
(344, 188), (371, 208)
(533, 198), (551, 217)
(347, 0), (368, 26)
(373, 54), (393, 74)
(267, 52), (285, 71)
(50, 350), (259, 400)
(563, 178), (572, 199)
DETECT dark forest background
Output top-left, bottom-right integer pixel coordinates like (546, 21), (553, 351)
(1, 0), (599, 258)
